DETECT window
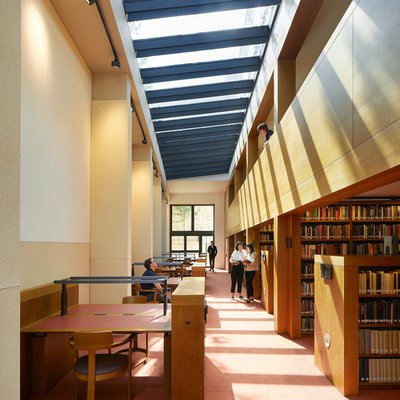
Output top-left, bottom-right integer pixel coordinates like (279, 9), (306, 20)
(170, 205), (214, 258)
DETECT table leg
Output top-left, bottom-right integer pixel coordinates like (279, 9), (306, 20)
(163, 332), (171, 394)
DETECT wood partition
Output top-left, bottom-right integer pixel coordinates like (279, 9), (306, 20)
(314, 255), (400, 396)
(172, 277), (205, 400)
(20, 283), (78, 398)
(261, 250), (274, 314)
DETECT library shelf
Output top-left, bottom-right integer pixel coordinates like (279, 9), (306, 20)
(314, 254), (400, 396)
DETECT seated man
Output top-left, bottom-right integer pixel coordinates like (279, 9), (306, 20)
(141, 258), (170, 303)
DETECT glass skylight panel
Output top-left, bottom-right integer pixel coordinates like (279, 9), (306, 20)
(149, 93), (251, 109)
(153, 109), (246, 123)
(144, 72), (258, 91)
(137, 44), (265, 69)
(128, 7), (276, 40)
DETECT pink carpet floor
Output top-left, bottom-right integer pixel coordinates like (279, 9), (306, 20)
(28, 268), (400, 399)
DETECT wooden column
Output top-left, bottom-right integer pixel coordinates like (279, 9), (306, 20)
(273, 214), (301, 337)
(261, 250), (274, 314)
(172, 277), (205, 400)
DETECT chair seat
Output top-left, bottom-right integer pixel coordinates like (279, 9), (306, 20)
(75, 353), (128, 376)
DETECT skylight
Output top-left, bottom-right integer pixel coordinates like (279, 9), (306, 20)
(123, 0), (280, 179)
(128, 7), (276, 40)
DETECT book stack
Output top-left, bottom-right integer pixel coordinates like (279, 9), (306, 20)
(359, 270), (400, 294)
(359, 358), (400, 382)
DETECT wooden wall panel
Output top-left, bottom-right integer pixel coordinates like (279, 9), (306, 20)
(226, 1), (400, 236)
(353, 0), (400, 147)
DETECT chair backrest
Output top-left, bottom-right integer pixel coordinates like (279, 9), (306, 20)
(122, 295), (147, 304)
(132, 282), (142, 295)
(72, 330), (113, 351)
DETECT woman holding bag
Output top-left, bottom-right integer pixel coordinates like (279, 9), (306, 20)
(243, 243), (259, 302)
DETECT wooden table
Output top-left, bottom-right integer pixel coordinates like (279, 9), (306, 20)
(21, 303), (171, 394)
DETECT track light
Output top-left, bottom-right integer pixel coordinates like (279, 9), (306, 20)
(86, 0), (96, 5)
(111, 58), (121, 69)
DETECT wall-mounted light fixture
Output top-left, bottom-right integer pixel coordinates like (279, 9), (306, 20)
(85, 0), (120, 69)
(131, 99), (147, 144)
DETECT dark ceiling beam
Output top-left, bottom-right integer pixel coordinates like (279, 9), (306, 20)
(146, 80), (254, 104)
(165, 160), (230, 172)
(133, 26), (270, 57)
(156, 124), (241, 142)
(162, 148), (235, 161)
(160, 141), (236, 155)
(158, 133), (238, 145)
(124, 0), (281, 21)
(167, 166), (230, 179)
(164, 155), (232, 168)
(150, 98), (249, 119)
(141, 57), (261, 84)
(159, 134), (236, 148)
(154, 112), (244, 132)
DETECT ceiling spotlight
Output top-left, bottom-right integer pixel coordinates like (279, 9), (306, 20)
(111, 58), (121, 69)
(86, 0), (96, 5)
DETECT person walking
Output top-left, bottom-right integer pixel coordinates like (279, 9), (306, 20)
(243, 243), (259, 303)
(229, 241), (247, 300)
(207, 240), (218, 272)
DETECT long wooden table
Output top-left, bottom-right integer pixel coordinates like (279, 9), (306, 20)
(21, 303), (171, 393)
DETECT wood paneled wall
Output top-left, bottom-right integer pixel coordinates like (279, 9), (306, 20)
(226, 0), (400, 236)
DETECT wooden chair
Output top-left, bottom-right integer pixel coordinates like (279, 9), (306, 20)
(70, 330), (134, 400)
(122, 296), (149, 363)
(131, 283), (158, 302)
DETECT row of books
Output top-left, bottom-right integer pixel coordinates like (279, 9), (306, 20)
(301, 281), (314, 296)
(359, 358), (400, 383)
(302, 205), (350, 220)
(359, 300), (400, 324)
(301, 224), (350, 239)
(352, 205), (400, 220)
(301, 262), (314, 277)
(260, 232), (274, 242)
(353, 224), (400, 238)
(300, 316), (314, 332)
(359, 329), (400, 355)
(353, 243), (384, 255)
(301, 299), (314, 315)
(359, 270), (400, 294)
(301, 243), (349, 258)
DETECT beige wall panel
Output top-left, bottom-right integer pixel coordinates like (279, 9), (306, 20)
(132, 146), (153, 263)
(90, 259), (131, 304)
(91, 100), (132, 260)
(296, 0), (352, 91)
(227, 2), (400, 236)
(21, 0), (91, 243)
(0, 286), (20, 400)
(20, 242), (90, 302)
(352, 0), (400, 147)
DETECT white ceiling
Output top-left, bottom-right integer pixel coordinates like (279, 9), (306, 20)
(167, 174), (229, 194)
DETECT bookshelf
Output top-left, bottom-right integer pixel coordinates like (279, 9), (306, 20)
(299, 200), (400, 335)
(260, 223), (274, 251)
(314, 255), (400, 396)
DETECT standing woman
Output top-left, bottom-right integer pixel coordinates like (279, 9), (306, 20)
(244, 243), (259, 302)
(229, 241), (247, 300)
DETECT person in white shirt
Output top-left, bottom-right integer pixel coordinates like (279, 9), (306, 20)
(243, 243), (259, 302)
(229, 241), (247, 300)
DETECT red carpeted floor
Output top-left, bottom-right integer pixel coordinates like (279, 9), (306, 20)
(29, 269), (400, 399)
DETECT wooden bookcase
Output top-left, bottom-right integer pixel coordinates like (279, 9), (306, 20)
(299, 200), (400, 335)
(260, 223), (274, 251)
(314, 255), (400, 396)
(260, 250), (274, 314)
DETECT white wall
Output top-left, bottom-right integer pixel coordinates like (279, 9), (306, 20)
(169, 193), (225, 268)
(20, 0), (91, 294)
(21, 0), (91, 244)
